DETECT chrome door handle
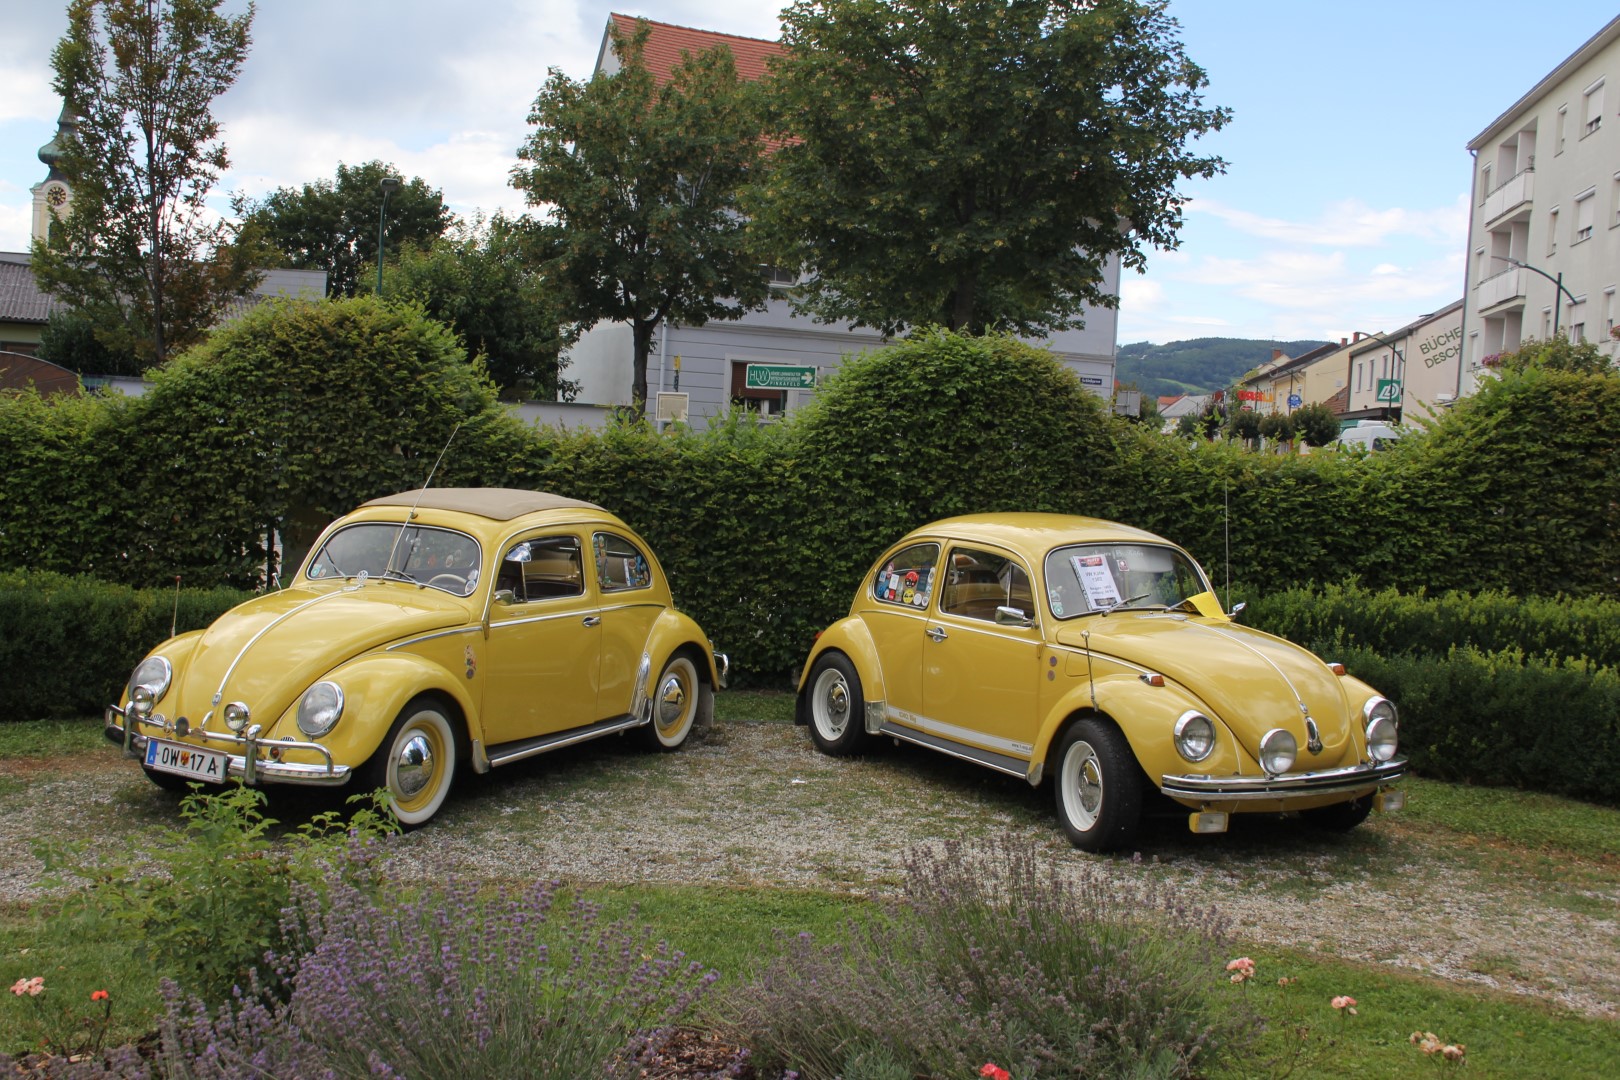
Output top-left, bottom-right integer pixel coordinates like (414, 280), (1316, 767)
(582, 616), (601, 628)
(925, 626), (948, 642)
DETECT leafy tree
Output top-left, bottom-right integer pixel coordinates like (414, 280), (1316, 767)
(752, 0), (1230, 336)
(1257, 411), (1294, 449)
(1224, 407), (1260, 448)
(243, 161), (453, 298)
(30, 0), (262, 368)
(1486, 334), (1613, 376)
(511, 18), (769, 413)
(1291, 401), (1340, 447)
(383, 214), (577, 401)
(37, 308), (141, 377)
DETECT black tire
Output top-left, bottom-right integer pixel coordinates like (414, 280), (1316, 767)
(642, 654), (700, 750)
(1052, 718), (1143, 853)
(1302, 793), (1374, 832)
(141, 766), (192, 792)
(805, 652), (869, 756)
(360, 697), (459, 829)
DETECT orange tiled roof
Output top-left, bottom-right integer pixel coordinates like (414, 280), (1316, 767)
(607, 13), (783, 84)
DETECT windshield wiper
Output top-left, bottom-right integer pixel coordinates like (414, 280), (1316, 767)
(381, 568), (420, 585)
(1099, 592), (1152, 616)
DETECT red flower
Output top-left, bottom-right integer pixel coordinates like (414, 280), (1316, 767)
(90, 990), (110, 1002)
(980, 1065), (1012, 1080)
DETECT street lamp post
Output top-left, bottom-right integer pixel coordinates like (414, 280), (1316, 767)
(1353, 330), (1405, 415)
(375, 175), (402, 296)
(1502, 257), (1578, 335)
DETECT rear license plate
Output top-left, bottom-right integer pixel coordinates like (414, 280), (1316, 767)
(144, 738), (229, 784)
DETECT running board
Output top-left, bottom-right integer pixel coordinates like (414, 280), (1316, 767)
(480, 713), (645, 771)
(877, 721), (1030, 779)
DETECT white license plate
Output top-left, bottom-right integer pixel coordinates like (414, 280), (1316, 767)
(144, 738), (230, 784)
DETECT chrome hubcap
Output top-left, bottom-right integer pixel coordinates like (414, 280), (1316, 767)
(1064, 742), (1103, 828)
(657, 675), (687, 728)
(395, 732), (435, 798)
(815, 671), (849, 737)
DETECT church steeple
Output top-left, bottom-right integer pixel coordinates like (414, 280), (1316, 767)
(31, 103), (78, 244)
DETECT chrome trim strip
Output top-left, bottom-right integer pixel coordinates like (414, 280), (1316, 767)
(484, 714), (645, 768)
(884, 705), (1033, 757)
(480, 607), (595, 632)
(879, 721), (1029, 779)
(598, 601), (665, 613)
(387, 625), (482, 650)
(1160, 757), (1407, 802)
(214, 588), (352, 705)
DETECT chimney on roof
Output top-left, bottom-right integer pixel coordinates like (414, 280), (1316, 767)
(1353, 332), (1363, 342)
(1340, 337), (1347, 346)
(1271, 349), (1284, 360)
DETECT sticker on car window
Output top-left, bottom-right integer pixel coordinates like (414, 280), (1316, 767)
(1072, 554), (1121, 610)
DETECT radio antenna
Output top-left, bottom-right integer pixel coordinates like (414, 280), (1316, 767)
(384, 422), (462, 579)
(1223, 469), (1232, 612)
(170, 575), (181, 638)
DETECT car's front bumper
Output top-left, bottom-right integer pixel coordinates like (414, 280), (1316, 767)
(106, 704), (352, 787)
(1160, 756), (1407, 803)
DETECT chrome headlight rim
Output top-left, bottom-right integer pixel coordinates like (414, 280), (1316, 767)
(1258, 727), (1297, 776)
(1363, 695), (1398, 728)
(223, 701), (252, 733)
(126, 656), (172, 707)
(296, 681), (345, 738)
(1363, 696), (1399, 762)
(1173, 710), (1216, 763)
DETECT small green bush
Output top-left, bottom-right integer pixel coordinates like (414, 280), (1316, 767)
(37, 784), (396, 1008)
(0, 571), (249, 721)
(721, 836), (1254, 1079)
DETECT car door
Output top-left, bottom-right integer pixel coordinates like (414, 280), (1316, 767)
(591, 531), (664, 719)
(481, 531), (600, 745)
(860, 541), (939, 724)
(920, 544), (1041, 759)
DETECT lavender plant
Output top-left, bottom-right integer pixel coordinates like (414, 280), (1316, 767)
(158, 876), (721, 1079)
(722, 836), (1259, 1080)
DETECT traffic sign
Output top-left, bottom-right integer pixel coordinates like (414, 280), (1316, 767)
(745, 364), (817, 390)
(1287, 393), (1302, 409)
(1376, 379), (1402, 403)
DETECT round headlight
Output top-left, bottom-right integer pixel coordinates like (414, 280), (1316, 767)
(128, 684), (154, 718)
(1259, 728), (1297, 775)
(223, 701), (251, 733)
(1173, 711), (1216, 762)
(297, 681), (344, 738)
(1363, 697), (1399, 763)
(126, 656), (172, 705)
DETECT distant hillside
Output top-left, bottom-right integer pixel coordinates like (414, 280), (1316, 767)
(1117, 338), (1333, 398)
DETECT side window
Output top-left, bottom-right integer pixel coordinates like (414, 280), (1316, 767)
(872, 543), (939, 609)
(594, 533), (652, 592)
(940, 547), (1034, 622)
(497, 535), (583, 603)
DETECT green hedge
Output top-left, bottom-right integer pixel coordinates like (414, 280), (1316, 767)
(0, 572), (248, 720)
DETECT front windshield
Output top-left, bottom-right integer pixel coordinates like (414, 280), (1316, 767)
(1043, 542), (1210, 619)
(304, 523), (482, 596)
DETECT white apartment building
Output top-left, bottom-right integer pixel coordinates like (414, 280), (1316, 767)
(1345, 300), (1463, 422)
(1463, 15), (1620, 394)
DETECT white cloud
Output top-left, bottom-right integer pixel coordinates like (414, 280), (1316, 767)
(1189, 193), (1470, 248)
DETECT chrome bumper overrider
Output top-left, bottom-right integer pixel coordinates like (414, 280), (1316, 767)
(1160, 757), (1407, 802)
(105, 704), (351, 787)
(714, 651), (730, 690)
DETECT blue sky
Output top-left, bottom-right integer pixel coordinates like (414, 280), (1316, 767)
(2, 1), (1616, 345)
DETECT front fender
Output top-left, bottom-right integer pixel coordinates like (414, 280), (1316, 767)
(262, 654), (476, 769)
(1030, 674), (1247, 784)
(795, 617), (886, 727)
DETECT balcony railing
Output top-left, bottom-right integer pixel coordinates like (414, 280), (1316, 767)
(1476, 266), (1525, 309)
(1483, 166), (1534, 224)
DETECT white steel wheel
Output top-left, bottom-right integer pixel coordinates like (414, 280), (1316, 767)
(806, 652), (868, 756)
(362, 699), (458, 829)
(645, 655), (699, 750)
(1053, 718), (1142, 853)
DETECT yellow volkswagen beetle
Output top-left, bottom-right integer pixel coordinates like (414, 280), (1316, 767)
(106, 489), (727, 827)
(797, 514), (1405, 852)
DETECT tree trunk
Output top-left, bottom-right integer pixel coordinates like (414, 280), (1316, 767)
(631, 319), (656, 418)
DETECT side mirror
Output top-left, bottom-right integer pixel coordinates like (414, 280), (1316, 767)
(1228, 601), (1247, 621)
(494, 589), (517, 605)
(994, 605), (1034, 628)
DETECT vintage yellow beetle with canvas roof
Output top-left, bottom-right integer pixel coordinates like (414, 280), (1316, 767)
(797, 513), (1405, 852)
(107, 489), (727, 827)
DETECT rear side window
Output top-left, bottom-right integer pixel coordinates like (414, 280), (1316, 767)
(594, 533), (653, 592)
(872, 543), (939, 609)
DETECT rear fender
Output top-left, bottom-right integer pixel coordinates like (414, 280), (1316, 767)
(795, 617), (887, 730)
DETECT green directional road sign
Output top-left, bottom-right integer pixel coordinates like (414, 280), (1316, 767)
(1376, 379), (1402, 403)
(745, 364), (817, 390)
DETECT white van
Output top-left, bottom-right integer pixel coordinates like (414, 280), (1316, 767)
(1335, 420), (1402, 452)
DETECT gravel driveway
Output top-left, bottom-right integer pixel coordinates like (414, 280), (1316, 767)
(4, 715), (1617, 1020)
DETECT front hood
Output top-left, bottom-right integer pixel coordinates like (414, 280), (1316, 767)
(161, 582), (465, 728)
(1059, 613), (1359, 764)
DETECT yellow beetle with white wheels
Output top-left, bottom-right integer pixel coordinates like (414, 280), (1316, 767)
(108, 489), (727, 828)
(797, 513), (1404, 853)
